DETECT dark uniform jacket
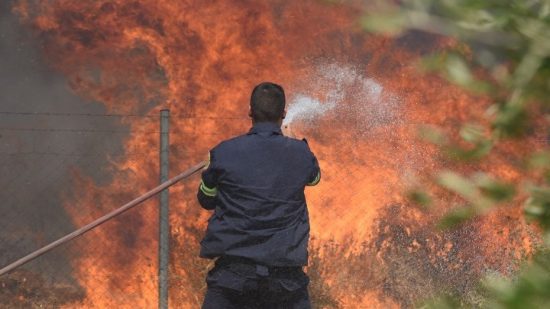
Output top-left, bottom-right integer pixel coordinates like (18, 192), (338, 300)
(197, 122), (321, 267)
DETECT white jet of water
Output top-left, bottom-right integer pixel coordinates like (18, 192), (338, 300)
(283, 95), (336, 126)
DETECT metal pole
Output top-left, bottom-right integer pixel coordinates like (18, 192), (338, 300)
(159, 109), (170, 309)
(0, 161), (206, 277)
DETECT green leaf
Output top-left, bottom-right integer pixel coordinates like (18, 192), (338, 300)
(493, 103), (529, 137)
(529, 186), (550, 202)
(438, 206), (475, 229)
(460, 123), (485, 143)
(525, 201), (545, 216)
(418, 53), (446, 72)
(418, 125), (447, 145)
(528, 151), (550, 169)
(419, 295), (461, 309)
(446, 140), (493, 161)
(524, 188), (550, 228)
(407, 189), (432, 208)
(475, 174), (516, 202)
(443, 53), (493, 93)
(361, 11), (408, 35)
(437, 171), (477, 199)
(446, 54), (473, 86)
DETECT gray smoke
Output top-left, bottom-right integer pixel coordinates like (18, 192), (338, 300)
(0, 1), (126, 284)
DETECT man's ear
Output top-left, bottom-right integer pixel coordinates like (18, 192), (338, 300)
(282, 109), (287, 119)
(248, 107), (253, 118)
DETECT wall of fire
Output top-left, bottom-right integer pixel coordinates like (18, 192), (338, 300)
(0, 0), (540, 308)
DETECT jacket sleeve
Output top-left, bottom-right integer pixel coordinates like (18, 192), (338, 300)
(304, 141), (321, 186)
(197, 150), (220, 210)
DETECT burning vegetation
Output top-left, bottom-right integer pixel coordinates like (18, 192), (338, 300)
(0, 269), (83, 308)
(2, 0), (543, 307)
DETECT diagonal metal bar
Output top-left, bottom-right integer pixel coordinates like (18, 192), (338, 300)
(0, 161), (206, 277)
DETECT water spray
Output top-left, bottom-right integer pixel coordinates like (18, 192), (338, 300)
(282, 95), (337, 138)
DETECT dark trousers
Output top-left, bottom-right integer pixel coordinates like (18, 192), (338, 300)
(202, 257), (311, 309)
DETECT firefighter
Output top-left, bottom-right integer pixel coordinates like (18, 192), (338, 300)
(197, 82), (321, 308)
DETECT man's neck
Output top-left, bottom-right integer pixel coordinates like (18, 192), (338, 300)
(251, 120), (283, 127)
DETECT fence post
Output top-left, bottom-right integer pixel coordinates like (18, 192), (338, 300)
(159, 109), (170, 309)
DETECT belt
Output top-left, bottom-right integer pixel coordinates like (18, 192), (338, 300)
(216, 256), (302, 277)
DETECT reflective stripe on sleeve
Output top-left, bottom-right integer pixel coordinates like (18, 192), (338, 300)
(200, 180), (218, 197)
(307, 172), (321, 186)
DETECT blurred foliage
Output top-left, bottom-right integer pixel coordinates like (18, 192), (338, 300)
(361, 0), (550, 308)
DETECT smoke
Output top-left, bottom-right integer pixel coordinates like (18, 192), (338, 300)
(0, 0), (125, 283)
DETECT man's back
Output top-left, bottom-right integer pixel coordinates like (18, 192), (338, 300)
(199, 122), (320, 266)
(198, 82), (319, 309)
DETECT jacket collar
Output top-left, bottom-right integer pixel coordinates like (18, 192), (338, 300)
(247, 122), (282, 135)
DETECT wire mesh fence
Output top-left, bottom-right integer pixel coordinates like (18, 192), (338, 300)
(0, 110), (263, 308)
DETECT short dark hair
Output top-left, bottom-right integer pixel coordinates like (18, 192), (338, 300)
(250, 82), (285, 122)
